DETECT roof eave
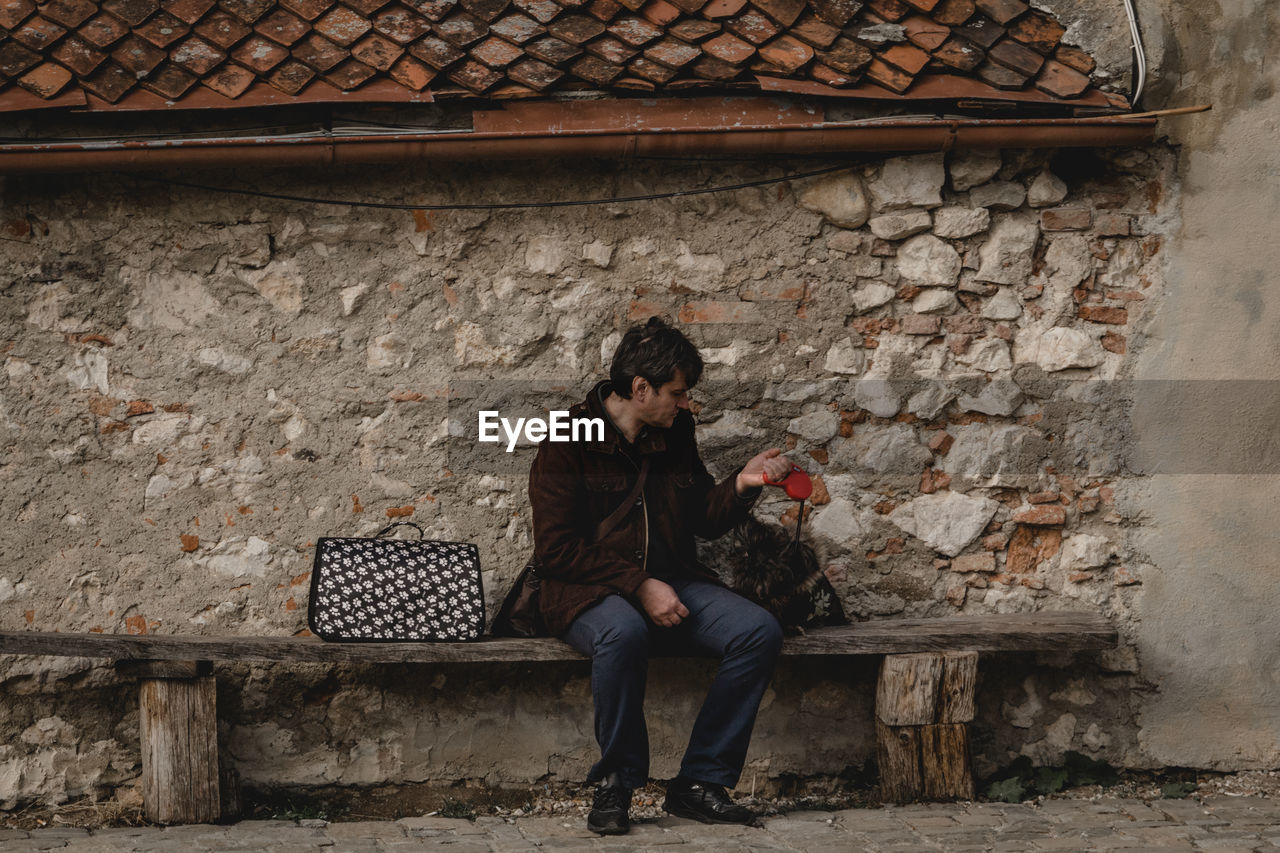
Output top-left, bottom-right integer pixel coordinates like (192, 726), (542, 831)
(0, 114), (1155, 174)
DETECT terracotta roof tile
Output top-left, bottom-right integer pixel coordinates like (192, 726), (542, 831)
(756, 32), (811, 71)
(1053, 42), (1092, 74)
(256, 7), (311, 42)
(265, 53), (315, 86)
(547, 13), (605, 42)
(986, 34), (1039, 75)
(0, 0), (1121, 111)
(220, 0), (275, 23)
(471, 33), (522, 64)
(112, 33), (168, 72)
(407, 32), (463, 65)
(584, 34), (637, 62)
(351, 29), (403, 65)
(512, 0), (560, 23)
(435, 7), (489, 43)
(102, 0), (160, 26)
(901, 14), (946, 50)
(171, 33), (227, 69)
(643, 34), (699, 67)
(879, 41), (926, 73)
(930, 34), (979, 70)
(507, 54), (560, 85)
(279, 0), (333, 18)
(930, 0), (970, 25)
(460, 0), (509, 20)
(78, 12), (132, 46)
(809, 60), (853, 84)
(489, 11), (545, 40)
(321, 54), (376, 84)
(753, 0), (804, 27)
(0, 0), (36, 30)
(668, 17), (718, 40)
(864, 0), (908, 22)
(387, 50), (433, 84)
(974, 56), (1022, 88)
(690, 52), (736, 78)
(202, 57), (255, 91)
(702, 31), (752, 62)
(953, 12), (999, 48)
(51, 35), (109, 73)
(139, 59), (198, 93)
(627, 53), (674, 81)
(525, 34), (579, 62)
(18, 61), (73, 96)
(586, 0), (620, 21)
(807, 0), (857, 26)
(232, 32), (291, 67)
(405, 0), (457, 20)
(291, 30), (347, 66)
(80, 59), (135, 98)
(195, 9), (253, 45)
(315, 4), (373, 42)
(639, 0), (679, 25)
(607, 14), (662, 45)
(863, 54), (908, 90)
(788, 12), (837, 47)
(446, 55), (500, 88)
(570, 51), (620, 82)
(613, 72), (652, 88)
(816, 34), (868, 72)
(1006, 9), (1060, 54)
(163, 0), (217, 23)
(12, 18), (69, 52)
(972, 0), (1022, 25)
(724, 8), (780, 44)
(1034, 56), (1086, 97)
(701, 0), (745, 18)
(135, 10), (191, 44)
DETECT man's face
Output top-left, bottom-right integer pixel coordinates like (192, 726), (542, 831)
(636, 369), (692, 429)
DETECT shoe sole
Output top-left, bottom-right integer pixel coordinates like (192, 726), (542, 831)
(587, 819), (630, 835)
(662, 802), (756, 826)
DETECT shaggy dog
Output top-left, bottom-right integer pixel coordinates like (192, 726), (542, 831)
(728, 515), (848, 634)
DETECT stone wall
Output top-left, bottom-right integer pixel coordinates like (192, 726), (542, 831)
(0, 143), (1174, 805)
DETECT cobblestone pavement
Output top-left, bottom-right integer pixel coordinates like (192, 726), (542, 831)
(3, 795), (1279, 852)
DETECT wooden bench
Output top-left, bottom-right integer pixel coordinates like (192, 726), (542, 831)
(0, 611), (1115, 824)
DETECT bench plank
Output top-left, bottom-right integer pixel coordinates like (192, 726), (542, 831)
(0, 612), (1115, 663)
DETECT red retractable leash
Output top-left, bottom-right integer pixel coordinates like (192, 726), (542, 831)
(763, 464), (812, 547)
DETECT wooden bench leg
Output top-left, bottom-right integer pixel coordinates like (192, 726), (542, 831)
(119, 660), (221, 824)
(875, 651), (977, 802)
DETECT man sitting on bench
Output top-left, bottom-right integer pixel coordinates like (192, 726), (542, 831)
(527, 316), (793, 835)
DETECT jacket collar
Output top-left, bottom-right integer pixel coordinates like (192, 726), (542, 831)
(582, 380), (667, 456)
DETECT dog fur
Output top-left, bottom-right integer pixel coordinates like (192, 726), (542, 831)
(727, 515), (849, 634)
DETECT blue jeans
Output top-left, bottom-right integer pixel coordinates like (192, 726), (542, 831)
(561, 578), (783, 791)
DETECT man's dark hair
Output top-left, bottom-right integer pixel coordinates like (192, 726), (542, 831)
(609, 316), (703, 399)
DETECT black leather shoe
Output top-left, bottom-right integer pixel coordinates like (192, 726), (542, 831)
(662, 776), (757, 825)
(587, 772), (631, 835)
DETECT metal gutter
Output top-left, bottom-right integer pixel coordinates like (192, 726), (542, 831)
(0, 116), (1156, 174)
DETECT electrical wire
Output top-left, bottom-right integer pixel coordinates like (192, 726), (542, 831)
(141, 162), (858, 211)
(1121, 0), (1147, 108)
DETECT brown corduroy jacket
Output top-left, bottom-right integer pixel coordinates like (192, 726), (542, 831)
(528, 381), (759, 637)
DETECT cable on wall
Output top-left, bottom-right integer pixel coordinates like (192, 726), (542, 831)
(140, 161), (873, 212)
(1120, 0), (1148, 108)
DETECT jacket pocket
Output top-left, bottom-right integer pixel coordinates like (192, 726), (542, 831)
(585, 473), (628, 492)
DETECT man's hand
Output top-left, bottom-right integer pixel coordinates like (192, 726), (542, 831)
(736, 448), (794, 496)
(636, 578), (690, 628)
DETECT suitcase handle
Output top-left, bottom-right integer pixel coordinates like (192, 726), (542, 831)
(373, 521), (425, 539)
